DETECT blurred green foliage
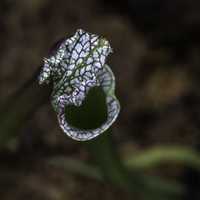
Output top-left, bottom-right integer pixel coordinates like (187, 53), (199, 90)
(2, 79), (200, 199)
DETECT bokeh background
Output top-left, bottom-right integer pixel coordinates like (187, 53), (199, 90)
(1, 0), (200, 199)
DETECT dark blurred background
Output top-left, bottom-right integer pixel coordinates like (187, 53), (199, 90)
(1, 0), (200, 199)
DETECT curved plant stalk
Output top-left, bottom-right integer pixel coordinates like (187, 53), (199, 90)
(65, 86), (140, 191)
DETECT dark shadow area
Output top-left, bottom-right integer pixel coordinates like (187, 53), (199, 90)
(65, 87), (107, 129)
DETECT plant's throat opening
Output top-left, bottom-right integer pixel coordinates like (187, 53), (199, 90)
(65, 87), (107, 129)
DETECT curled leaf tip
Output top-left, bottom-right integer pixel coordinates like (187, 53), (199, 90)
(39, 29), (120, 141)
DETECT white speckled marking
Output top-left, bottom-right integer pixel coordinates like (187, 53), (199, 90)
(39, 29), (120, 141)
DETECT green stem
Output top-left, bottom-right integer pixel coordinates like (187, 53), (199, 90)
(85, 133), (142, 193)
(48, 154), (183, 199)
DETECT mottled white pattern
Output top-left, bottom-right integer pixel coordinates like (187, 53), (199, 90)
(39, 29), (120, 141)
